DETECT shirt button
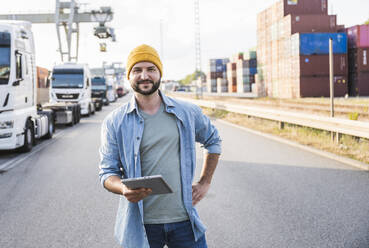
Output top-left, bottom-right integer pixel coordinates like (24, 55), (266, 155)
(137, 137), (140, 140)
(134, 154), (137, 157)
(140, 120), (143, 124)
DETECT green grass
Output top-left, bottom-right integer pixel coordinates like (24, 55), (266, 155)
(348, 112), (360, 121)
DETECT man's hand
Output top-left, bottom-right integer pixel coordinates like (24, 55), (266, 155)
(192, 181), (210, 206)
(192, 153), (219, 206)
(122, 184), (152, 203)
(103, 176), (152, 203)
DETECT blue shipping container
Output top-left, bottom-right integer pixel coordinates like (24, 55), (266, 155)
(299, 33), (347, 55)
(215, 59), (223, 65)
(250, 67), (257, 75)
(249, 59), (257, 68)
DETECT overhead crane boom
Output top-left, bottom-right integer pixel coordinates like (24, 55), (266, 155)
(0, 0), (115, 62)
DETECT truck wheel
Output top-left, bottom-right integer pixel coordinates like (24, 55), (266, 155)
(19, 120), (34, 152)
(91, 103), (95, 115)
(86, 105), (91, 117)
(73, 106), (78, 124)
(76, 106), (81, 123)
(44, 115), (54, 139)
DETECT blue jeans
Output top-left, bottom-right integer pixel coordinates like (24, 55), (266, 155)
(144, 220), (208, 248)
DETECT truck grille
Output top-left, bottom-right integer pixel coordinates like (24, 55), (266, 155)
(92, 92), (105, 97)
(56, 93), (79, 100)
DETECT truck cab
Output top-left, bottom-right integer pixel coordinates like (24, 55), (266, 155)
(0, 21), (53, 151)
(50, 63), (95, 116)
(91, 76), (109, 106)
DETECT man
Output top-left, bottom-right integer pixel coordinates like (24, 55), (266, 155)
(99, 44), (221, 248)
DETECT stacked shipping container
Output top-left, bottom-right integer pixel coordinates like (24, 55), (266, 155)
(217, 78), (228, 93)
(290, 33), (348, 97)
(346, 24), (369, 96)
(257, 0), (348, 98)
(225, 51), (257, 93)
(206, 58), (229, 93)
(236, 53), (257, 93)
(226, 62), (237, 93)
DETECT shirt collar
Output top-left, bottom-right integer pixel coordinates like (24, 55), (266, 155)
(159, 90), (175, 108)
(127, 95), (138, 114)
(127, 90), (174, 114)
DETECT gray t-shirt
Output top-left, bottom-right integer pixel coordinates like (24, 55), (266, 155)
(139, 103), (189, 224)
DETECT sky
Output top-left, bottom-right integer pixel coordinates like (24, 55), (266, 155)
(2, 0), (369, 80)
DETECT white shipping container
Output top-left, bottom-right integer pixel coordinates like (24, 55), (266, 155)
(217, 86), (228, 93)
(237, 81), (243, 93)
(244, 84), (252, 92)
(207, 79), (217, 86)
(208, 64), (216, 72)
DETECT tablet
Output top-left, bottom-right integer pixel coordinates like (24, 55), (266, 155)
(121, 175), (173, 195)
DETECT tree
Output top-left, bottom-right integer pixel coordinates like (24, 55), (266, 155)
(365, 19), (369, 25)
(179, 70), (205, 85)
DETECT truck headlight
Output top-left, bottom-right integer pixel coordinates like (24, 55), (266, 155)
(0, 133), (12, 138)
(0, 120), (14, 129)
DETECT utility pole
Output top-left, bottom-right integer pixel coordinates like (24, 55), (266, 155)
(329, 37), (339, 142)
(194, 0), (203, 96)
(329, 38), (334, 118)
(160, 19), (164, 61)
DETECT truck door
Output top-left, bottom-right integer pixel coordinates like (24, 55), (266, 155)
(13, 51), (33, 110)
(86, 76), (92, 98)
(23, 54), (33, 108)
(13, 51), (25, 110)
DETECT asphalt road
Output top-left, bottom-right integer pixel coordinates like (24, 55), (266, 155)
(1, 93), (369, 248)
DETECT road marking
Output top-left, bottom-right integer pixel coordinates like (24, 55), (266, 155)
(80, 119), (104, 124)
(0, 130), (66, 172)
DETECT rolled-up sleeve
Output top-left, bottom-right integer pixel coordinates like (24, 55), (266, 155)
(194, 106), (222, 154)
(99, 117), (123, 186)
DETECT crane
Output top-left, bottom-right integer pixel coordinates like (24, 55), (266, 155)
(0, 0), (115, 62)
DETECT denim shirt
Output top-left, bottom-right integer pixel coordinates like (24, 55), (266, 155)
(99, 91), (222, 248)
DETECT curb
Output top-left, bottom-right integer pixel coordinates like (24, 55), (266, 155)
(216, 119), (369, 171)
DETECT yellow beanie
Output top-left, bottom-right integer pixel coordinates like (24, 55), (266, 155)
(126, 44), (163, 79)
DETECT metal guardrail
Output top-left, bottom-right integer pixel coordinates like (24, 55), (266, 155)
(174, 96), (369, 140)
(172, 91), (257, 98)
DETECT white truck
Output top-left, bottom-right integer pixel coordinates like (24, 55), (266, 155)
(0, 21), (80, 152)
(50, 63), (95, 116)
(105, 75), (117, 102)
(0, 21), (55, 152)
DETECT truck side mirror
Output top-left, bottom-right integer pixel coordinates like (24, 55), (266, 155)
(12, 78), (24, 86)
(15, 50), (23, 82)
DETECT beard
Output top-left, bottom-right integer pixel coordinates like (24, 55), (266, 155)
(132, 78), (161, 96)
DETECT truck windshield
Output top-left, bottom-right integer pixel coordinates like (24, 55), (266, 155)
(52, 68), (84, 88)
(0, 32), (11, 85)
(92, 77), (106, 90)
